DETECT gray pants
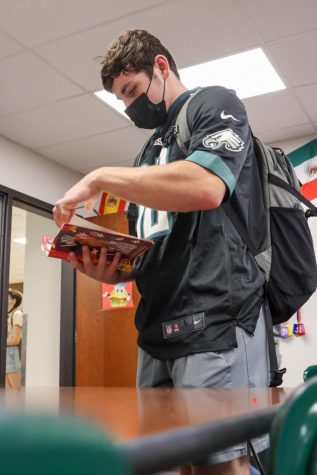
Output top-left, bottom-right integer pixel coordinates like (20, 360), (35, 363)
(137, 306), (270, 464)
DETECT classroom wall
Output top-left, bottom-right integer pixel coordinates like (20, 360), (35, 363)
(23, 212), (61, 387)
(0, 135), (82, 204)
(2, 133), (317, 388)
(270, 134), (317, 387)
(0, 135), (81, 386)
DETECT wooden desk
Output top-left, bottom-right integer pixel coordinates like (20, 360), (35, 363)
(0, 387), (291, 442)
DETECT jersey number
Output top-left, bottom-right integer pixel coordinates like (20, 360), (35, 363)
(136, 148), (172, 240)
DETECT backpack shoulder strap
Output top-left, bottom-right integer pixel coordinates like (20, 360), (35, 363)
(175, 88), (202, 155)
(222, 201), (259, 256)
(269, 174), (317, 217)
(134, 135), (153, 168)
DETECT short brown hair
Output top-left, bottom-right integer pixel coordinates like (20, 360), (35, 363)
(100, 29), (180, 92)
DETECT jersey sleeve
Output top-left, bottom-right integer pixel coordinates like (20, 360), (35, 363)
(184, 86), (252, 197)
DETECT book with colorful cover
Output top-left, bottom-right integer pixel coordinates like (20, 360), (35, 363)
(42, 215), (153, 272)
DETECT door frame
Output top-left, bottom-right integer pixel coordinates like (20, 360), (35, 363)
(0, 184), (75, 387)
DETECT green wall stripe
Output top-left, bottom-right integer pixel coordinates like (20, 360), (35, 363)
(288, 139), (317, 167)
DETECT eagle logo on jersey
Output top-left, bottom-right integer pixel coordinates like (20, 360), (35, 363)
(202, 129), (244, 152)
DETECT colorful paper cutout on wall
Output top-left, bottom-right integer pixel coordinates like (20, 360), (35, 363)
(98, 192), (129, 215)
(102, 282), (134, 310)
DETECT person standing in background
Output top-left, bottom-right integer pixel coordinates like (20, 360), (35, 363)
(6, 289), (23, 389)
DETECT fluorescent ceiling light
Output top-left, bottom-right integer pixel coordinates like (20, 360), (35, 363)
(180, 48), (285, 99)
(14, 237), (26, 245)
(95, 89), (127, 117)
(94, 48), (285, 117)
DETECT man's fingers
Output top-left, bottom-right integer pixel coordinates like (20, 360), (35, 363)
(96, 249), (121, 279)
(81, 245), (96, 271)
(67, 246), (121, 282)
(83, 195), (100, 211)
(108, 251), (121, 274)
(68, 252), (85, 273)
(96, 247), (108, 268)
(53, 192), (81, 226)
(53, 203), (75, 228)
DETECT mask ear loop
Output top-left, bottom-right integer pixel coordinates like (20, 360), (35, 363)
(161, 78), (166, 101)
(145, 72), (165, 100)
(145, 74), (153, 96)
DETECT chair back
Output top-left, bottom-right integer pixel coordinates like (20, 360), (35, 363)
(268, 376), (317, 475)
(0, 412), (130, 475)
(303, 365), (317, 382)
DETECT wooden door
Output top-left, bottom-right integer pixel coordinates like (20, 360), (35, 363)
(76, 213), (140, 387)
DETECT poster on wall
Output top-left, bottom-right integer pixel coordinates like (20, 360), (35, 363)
(102, 282), (134, 310)
(98, 192), (129, 215)
(288, 138), (317, 203)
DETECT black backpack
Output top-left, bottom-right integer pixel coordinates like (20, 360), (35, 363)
(173, 90), (317, 325)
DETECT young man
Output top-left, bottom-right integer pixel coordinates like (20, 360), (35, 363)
(54, 30), (269, 475)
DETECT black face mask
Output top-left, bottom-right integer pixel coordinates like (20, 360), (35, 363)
(124, 77), (167, 129)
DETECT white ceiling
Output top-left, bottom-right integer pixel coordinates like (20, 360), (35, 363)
(0, 0), (317, 176)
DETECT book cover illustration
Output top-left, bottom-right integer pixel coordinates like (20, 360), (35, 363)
(42, 216), (153, 272)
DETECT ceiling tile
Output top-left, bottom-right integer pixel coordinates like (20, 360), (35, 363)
(243, 90), (309, 134)
(0, 94), (129, 148)
(0, 0), (316, 174)
(130, 0), (260, 68)
(0, 51), (82, 118)
(35, 27), (116, 92)
(36, 0), (259, 91)
(267, 30), (317, 87)
(0, 29), (24, 59)
(238, 0), (317, 41)
(295, 84), (317, 122)
(258, 124), (317, 146)
(0, 0), (168, 47)
(37, 127), (149, 171)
